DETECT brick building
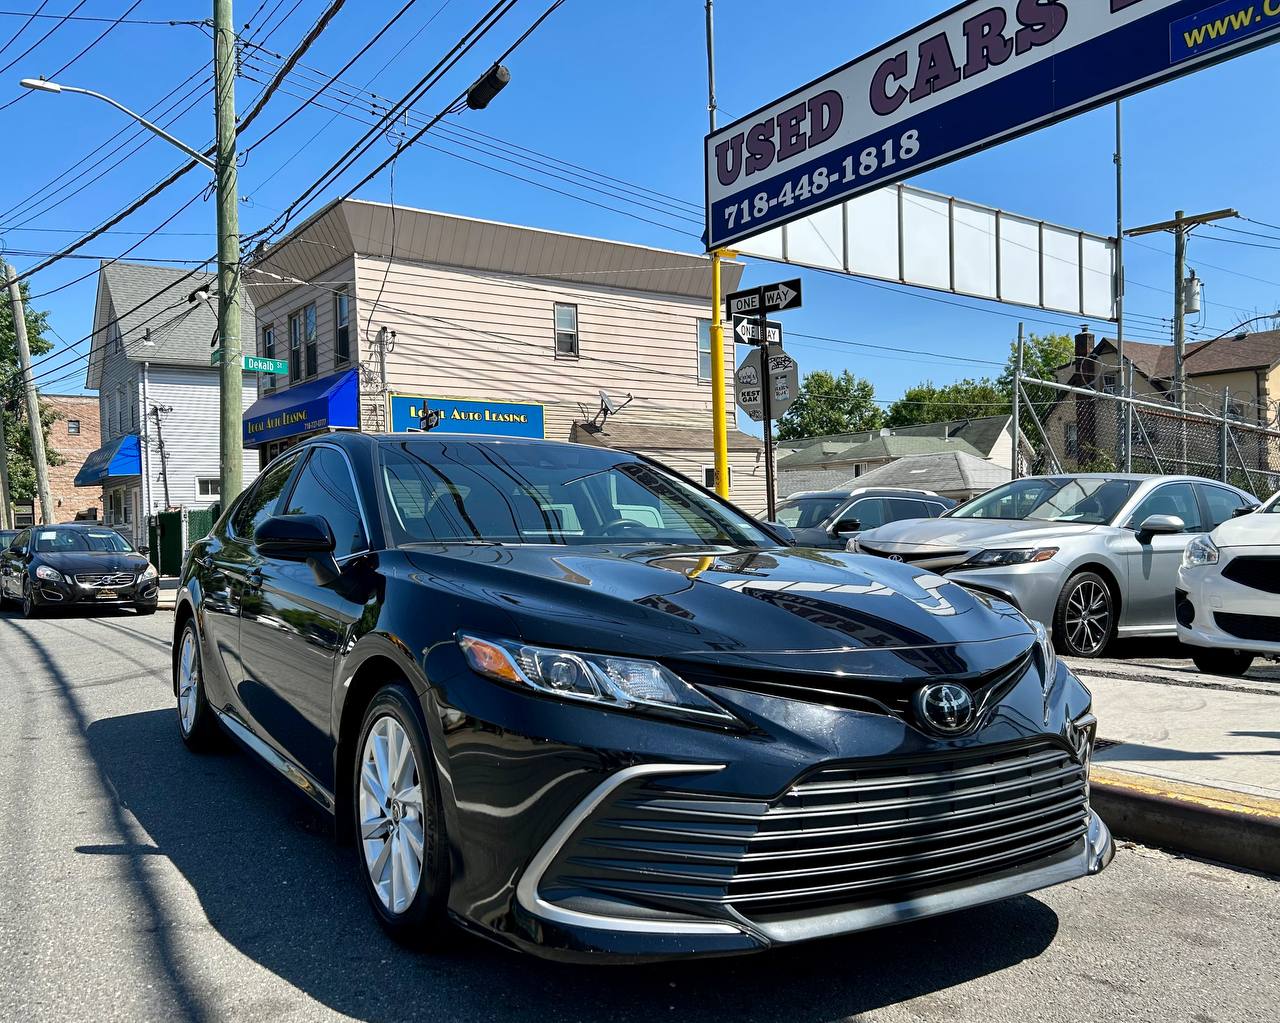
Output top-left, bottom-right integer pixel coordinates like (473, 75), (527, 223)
(41, 393), (101, 523)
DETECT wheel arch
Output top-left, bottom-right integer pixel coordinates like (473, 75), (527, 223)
(1067, 561), (1123, 619)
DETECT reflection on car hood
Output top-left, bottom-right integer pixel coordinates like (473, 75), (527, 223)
(856, 517), (1102, 550)
(1212, 512), (1280, 548)
(399, 542), (1034, 675)
(38, 551), (147, 575)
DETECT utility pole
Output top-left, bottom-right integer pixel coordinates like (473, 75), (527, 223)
(705, 0), (732, 498)
(0, 393), (12, 529)
(1114, 101), (1131, 472)
(1012, 323), (1024, 480)
(214, 0), (244, 504)
(150, 404), (173, 509)
(5, 265), (52, 523)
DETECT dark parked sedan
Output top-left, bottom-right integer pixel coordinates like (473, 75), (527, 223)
(772, 488), (953, 548)
(174, 433), (1111, 962)
(0, 523), (158, 617)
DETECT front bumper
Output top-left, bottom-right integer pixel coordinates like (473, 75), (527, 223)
(31, 574), (159, 608)
(1176, 562), (1280, 654)
(426, 646), (1109, 962)
(939, 560), (1066, 632)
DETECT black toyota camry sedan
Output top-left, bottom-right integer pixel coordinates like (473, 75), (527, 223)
(1, 523), (159, 617)
(173, 433), (1112, 962)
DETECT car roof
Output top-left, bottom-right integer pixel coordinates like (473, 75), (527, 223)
(784, 488), (944, 500)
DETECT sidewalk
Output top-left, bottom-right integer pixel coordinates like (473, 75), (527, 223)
(157, 578), (179, 610)
(1076, 670), (1280, 873)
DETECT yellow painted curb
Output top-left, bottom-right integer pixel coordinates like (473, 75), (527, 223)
(1092, 766), (1280, 821)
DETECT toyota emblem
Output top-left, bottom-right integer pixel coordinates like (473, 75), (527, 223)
(888, 554), (904, 562)
(915, 683), (976, 734)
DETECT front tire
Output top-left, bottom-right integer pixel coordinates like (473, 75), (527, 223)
(1053, 571), (1115, 658)
(1191, 647), (1254, 677)
(21, 580), (40, 619)
(353, 683), (449, 947)
(175, 617), (220, 751)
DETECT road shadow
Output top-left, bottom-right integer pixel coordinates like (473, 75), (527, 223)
(85, 708), (1062, 1023)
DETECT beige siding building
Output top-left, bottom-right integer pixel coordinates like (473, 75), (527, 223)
(243, 200), (766, 508)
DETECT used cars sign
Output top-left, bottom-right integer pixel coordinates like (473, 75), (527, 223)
(705, 0), (1280, 249)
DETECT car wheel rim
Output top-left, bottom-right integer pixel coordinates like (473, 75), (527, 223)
(178, 629), (199, 735)
(22, 584), (31, 616)
(359, 715), (424, 915)
(1065, 580), (1109, 654)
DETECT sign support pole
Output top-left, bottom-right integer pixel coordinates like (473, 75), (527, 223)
(710, 253), (731, 498)
(758, 310), (776, 521)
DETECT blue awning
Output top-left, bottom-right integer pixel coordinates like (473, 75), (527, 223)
(243, 369), (359, 447)
(74, 434), (141, 487)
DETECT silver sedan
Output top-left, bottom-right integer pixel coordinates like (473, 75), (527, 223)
(849, 474), (1258, 657)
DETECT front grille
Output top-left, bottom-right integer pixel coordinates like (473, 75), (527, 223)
(1221, 556), (1280, 594)
(1214, 611), (1280, 643)
(857, 543), (969, 568)
(75, 572), (134, 587)
(671, 649), (1034, 721)
(542, 739), (1088, 923)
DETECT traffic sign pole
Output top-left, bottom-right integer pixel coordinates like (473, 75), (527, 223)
(758, 309), (776, 521)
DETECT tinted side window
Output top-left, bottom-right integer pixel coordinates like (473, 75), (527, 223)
(1126, 483), (1203, 533)
(282, 447), (367, 559)
(888, 498), (929, 521)
(14, 530), (30, 555)
(1201, 485), (1249, 530)
(925, 501), (947, 518)
(847, 498), (888, 530)
(233, 454), (300, 540)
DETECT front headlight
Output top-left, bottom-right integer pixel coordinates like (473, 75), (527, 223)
(457, 634), (735, 723)
(35, 565), (65, 583)
(138, 563), (158, 581)
(1183, 534), (1219, 568)
(964, 547), (1059, 568)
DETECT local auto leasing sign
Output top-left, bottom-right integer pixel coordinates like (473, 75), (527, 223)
(705, 0), (1280, 249)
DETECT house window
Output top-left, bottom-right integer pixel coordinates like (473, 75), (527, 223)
(697, 319), (712, 381)
(67, 420), (80, 436)
(197, 478), (220, 497)
(289, 311), (302, 383)
(304, 303), (318, 378)
(110, 320), (123, 353)
(1065, 422), (1079, 457)
(129, 383), (138, 430)
(554, 303), (579, 357)
(1103, 373), (1119, 394)
(701, 465), (733, 490)
(334, 288), (351, 365)
(118, 387), (127, 434)
(262, 324), (277, 390)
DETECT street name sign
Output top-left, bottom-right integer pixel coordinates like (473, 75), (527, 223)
(735, 344), (799, 422)
(725, 278), (803, 317)
(732, 315), (782, 345)
(705, 0), (1280, 249)
(211, 350), (289, 374)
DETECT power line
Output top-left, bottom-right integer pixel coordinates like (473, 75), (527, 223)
(0, 9), (201, 25)
(0, 1), (51, 59)
(0, 0), (87, 77)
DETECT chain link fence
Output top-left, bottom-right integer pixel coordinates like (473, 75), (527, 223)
(1015, 375), (1280, 500)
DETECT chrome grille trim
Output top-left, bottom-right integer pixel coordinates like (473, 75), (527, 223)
(75, 572), (134, 587)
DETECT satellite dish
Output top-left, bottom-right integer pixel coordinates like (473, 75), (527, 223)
(600, 390), (622, 415)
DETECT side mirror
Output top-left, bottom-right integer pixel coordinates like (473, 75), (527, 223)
(764, 522), (796, 546)
(254, 514), (341, 584)
(832, 518), (862, 536)
(1136, 513), (1185, 542)
(1232, 505), (1255, 518)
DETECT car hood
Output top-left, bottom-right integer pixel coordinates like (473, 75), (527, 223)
(398, 542), (1036, 679)
(38, 551), (148, 575)
(856, 517), (1101, 551)
(1212, 512), (1280, 548)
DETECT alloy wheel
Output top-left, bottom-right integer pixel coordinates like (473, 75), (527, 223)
(177, 629), (200, 736)
(1064, 580), (1110, 655)
(359, 715), (425, 915)
(22, 581), (33, 618)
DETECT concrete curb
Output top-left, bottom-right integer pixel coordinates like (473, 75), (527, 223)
(1091, 766), (1280, 875)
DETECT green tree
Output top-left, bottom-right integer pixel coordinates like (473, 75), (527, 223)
(777, 369), (883, 441)
(997, 331), (1075, 406)
(885, 378), (1009, 427)
(2, 280), (61, 503)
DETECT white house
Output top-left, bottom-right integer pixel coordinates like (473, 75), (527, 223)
(75, 261), (259, 547)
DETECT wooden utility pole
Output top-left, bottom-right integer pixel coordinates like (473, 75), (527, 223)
(214, 0), (244, 504)
(0, 391), (12, 529)
(5, 264), (52, 523)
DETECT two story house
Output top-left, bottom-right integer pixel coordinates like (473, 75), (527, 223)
(242, 200), (765, 507)
(74, 261), (259, 547)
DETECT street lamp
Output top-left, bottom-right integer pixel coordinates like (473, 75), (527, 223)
(20, 78), (215, 170)
(1198, 311), (1280, 345)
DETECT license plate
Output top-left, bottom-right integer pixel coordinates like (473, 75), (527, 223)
(96, 589), (120, 600)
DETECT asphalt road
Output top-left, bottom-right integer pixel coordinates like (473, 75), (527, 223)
(0, 607), (1276, 1023)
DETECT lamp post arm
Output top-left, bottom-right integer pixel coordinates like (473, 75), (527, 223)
(57, 85), (215, 170)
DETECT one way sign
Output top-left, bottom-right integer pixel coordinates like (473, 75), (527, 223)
(725, 277), (803, 318)
(733, 315), (782, 345)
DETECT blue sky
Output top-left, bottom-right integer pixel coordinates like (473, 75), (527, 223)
(2, 1), (1278, 423)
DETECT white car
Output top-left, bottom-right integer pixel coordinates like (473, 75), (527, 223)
(1176, 491), (1280, 675)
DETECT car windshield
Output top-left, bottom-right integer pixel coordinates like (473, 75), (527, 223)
(949, 477), (1139, 525)
(33, 528), (135, 553)
(380, 439), (771, 547)
(1264, 492), (1280, 513)
(773, 496), (845, 529)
